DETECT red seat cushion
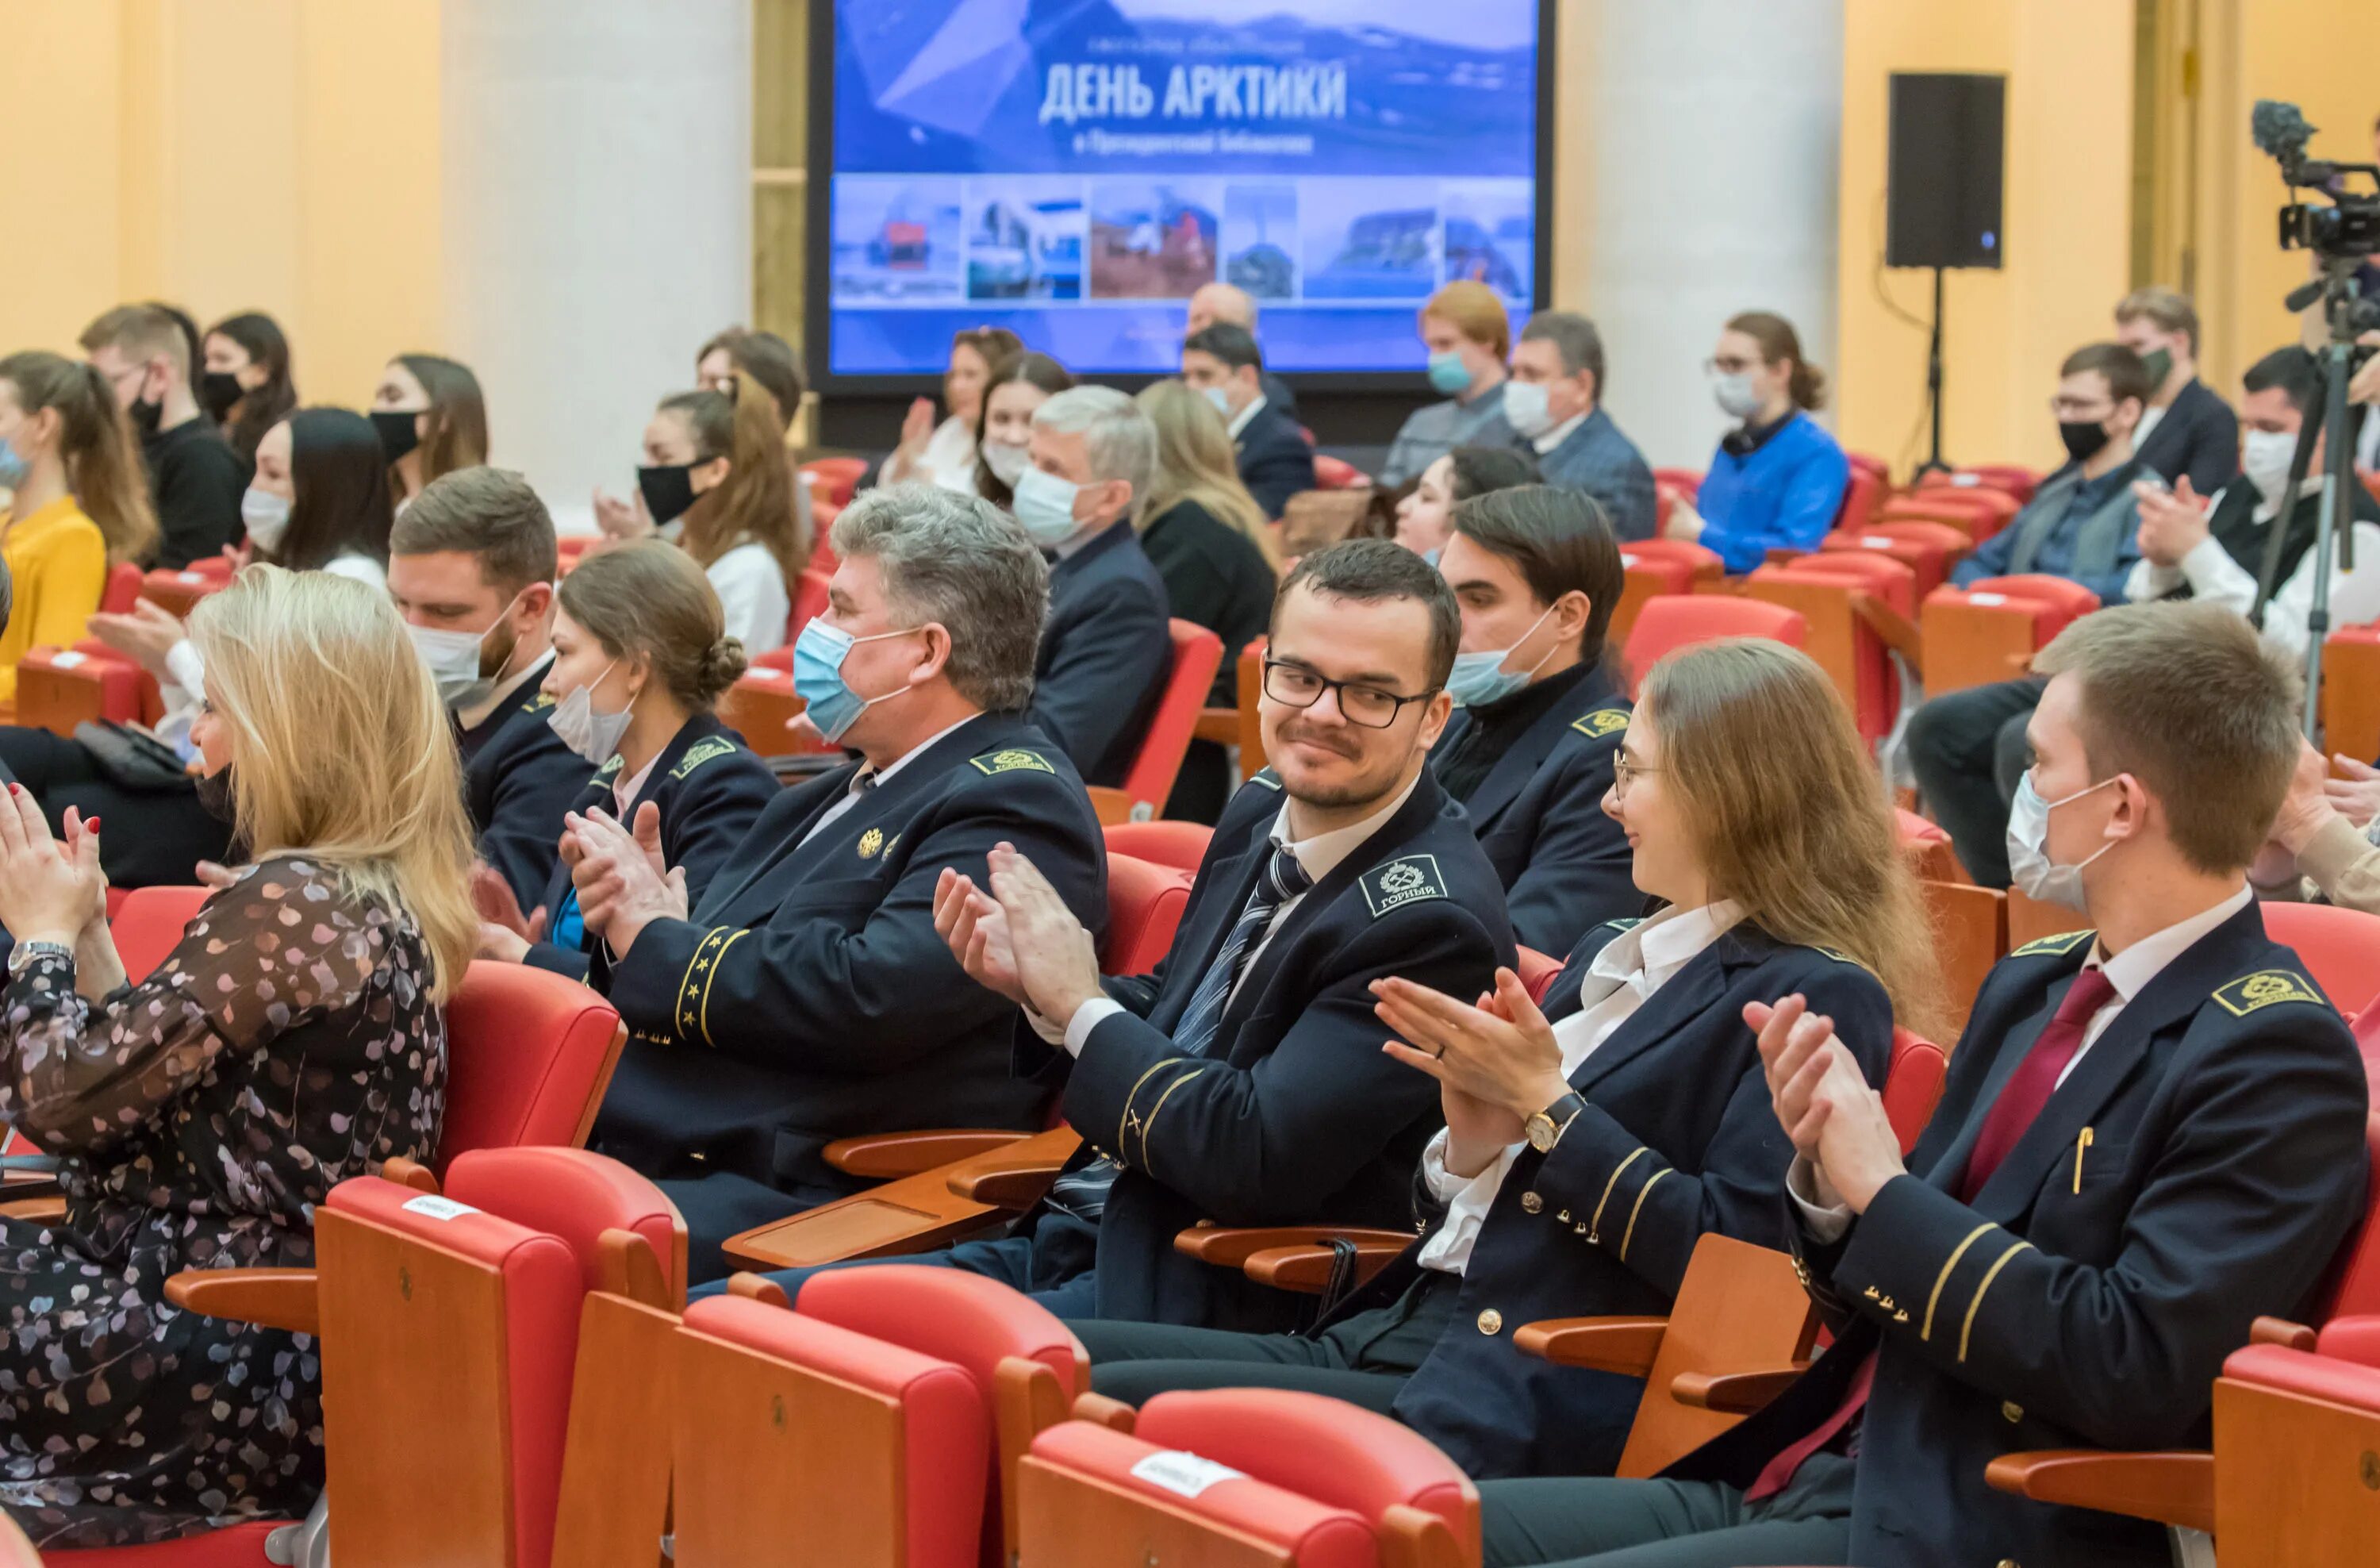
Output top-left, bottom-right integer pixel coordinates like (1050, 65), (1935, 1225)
(1100, 855), (1192, 975)
(43, 1521), (286, 1566)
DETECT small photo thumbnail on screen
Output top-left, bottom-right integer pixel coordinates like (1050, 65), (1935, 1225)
(1088, 180), (1223, 299)
(832, 177), (964, 305)
(1302, 178), (1440, 302)
(1439, 179), (1535, 300)
(1222, 183), (1299, 302)
(966, 178), (1087, 302)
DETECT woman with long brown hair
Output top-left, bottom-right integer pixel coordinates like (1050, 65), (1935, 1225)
(371, 352), (489, 507)
(200, 310), (298, 463)
(882, 325), (1021, 491)
(1067, 637), (1937, 1485)
(971, 350), (1074, 508)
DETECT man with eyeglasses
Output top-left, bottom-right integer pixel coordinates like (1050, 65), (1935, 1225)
(722, 540), (1515, 1331)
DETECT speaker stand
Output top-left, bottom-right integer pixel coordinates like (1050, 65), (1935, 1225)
(1915, 266), (1952, 477)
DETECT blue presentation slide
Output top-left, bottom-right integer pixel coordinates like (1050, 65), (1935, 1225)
(826, 0), (1541, 378)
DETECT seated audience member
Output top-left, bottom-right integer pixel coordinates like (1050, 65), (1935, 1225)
(2115, 285), (2240, 494)
(1132, 378), (1282, 822)
(1077, 640), (1930, 1479)
(693, 324), (816, 544)
(971, 351), (1074, 511)
(80, 304), (244, 567)
(882, 325), (1020, 492)
(201, 310), (298, 466)
(1473, 601), (2369, 1568)
(1504, 313), (1658, 543)
(0, 407), (394, 890)
(1395, 444), (1542, 562)
(595, 377), (804, 653)
(389, 467), (586, 909)
(0, 352), (156, 705)
(1185, 282), (1299, 423)
(1665, 312), (1850, 571)
(566, 485), (1107, 1280)
(729, 541), (1511, 1324)
(0, 566), (476, 1547)
(1180, 323), (1317, 519)
(372, 352), (489, 510)
(1380, 282), (1517, 488)
(2266, 737), (2380, 913)
(1015, 386), (1176, 788)
(477, 541), (777, 980)
(1430, 486), (1639, 952)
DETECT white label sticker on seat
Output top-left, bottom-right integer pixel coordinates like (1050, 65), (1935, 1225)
(1130, 1451), (1246, 1500)
(1968, 593), (2007, 606)
(50, 651), (85, 669)
(400, 1194), (479, 1221)
(179, 571), (204, 583)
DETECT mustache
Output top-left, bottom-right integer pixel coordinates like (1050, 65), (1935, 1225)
(1276, 721), (1362, 759)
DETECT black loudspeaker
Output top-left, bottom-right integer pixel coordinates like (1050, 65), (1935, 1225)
(1887, 73), (2006, 270)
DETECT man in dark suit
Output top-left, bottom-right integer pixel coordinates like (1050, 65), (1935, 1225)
(386, 467), (589, 909)
(1183, 321), (1317, 519)
(1187, 282), (1299, 425)
(2117, 286), (2240, 495)
(1014, 386), (1175, 790)
(1503, 313), (1658, 544)
(731, 541), (1514, 1328)
(1474, 601), (2370, 1568)
(1429, 485), (1639, 954)
(564, 486), (1109, 1281)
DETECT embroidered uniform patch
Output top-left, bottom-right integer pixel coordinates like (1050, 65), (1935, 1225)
(969, 748), (1054, 776)
(1572, 709), (1630, 739)
(1599, 917), (1646, 934)
(592, 755), (625, 781)
(671, 736), (739, 779)
(2213, 969), (2325, 1017)
(524, 691), (557, 712)
(1361, 853), (1448, 917)
(1247, 768), (1284, 790)
(858, 828), (884, 859)
(2011, 930), (2094, 958)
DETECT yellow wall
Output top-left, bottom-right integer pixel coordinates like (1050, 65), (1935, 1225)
(0, 0), (439, 407)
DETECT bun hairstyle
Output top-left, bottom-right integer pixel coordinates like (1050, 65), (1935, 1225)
(555, 540), (748, 713)
(1724, 310), (1827, 412)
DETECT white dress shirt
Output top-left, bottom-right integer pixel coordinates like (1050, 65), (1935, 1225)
(796, 713), (980, 848)
(1791, 883), (2253, 1236)
(1532, 412), (1588, 455)
(1044, 771), (1426, 1057)
(1415, 901), (1745, 1277)
(2131, 402), (2168, 452)
(705, 541), (793, 655)
(1226, 393), (1269, 441)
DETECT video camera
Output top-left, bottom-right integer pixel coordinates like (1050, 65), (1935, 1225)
(2253, 99), (2380, 259)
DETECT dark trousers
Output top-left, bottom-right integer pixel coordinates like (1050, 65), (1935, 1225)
(0, 727), (232, 889)
(1904, 677), (2043, 888)
(691, 1205), (1103, 1313)
(1069, 1271), (1461, 1414)
(1478, 1452), (1855, 1567)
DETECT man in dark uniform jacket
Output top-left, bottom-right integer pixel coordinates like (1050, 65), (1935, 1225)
(565, 486), (1108, 1282)
(1183, 322), (1318, 518)
(1474, 602), (2370, 1568)
(1020, 386), (1174, 790)
(1430, 486), (1639, 955)
(387, 467), (588, 910)
(2116, 285), (2240, 495)
(731, 541), (1514, 1328)
(82, 305), (245, 567)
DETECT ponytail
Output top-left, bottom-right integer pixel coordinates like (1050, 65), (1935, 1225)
(0, 352), (159, 565)
(1725, 310), (1828, 413)
(661, 373), (806, 590)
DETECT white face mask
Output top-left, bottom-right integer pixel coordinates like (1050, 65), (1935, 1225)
(2241, 428), (2301, 505)
(409, 596), (518, 709)
(1711, 371), (1764, 421)
(547, 660), (634, 764)
(1011, 464), (1088, 548)
(241, 486), (293, 555)
(1502, 379), (1555, 440)
(981, 440), (1030, 486)
(2005, 772), (2120, 911)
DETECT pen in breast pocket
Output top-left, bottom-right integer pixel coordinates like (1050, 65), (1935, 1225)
(2073, 1127), (2094, 1193)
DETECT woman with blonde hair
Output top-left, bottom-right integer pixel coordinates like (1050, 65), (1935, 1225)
(1069, 637), (1937, 1485)
(1132, 377), (1281, 820)
(0, 566), (474, 1546)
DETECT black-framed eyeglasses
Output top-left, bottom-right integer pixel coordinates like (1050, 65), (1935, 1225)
(1262, 659), (1437, 729)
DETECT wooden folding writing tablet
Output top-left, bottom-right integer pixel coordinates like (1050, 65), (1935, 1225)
(1016, 1458), (1302, 1568)
(551, 1291), (680, 1568)
(1618, 1236), (1814, 1480)
(669, 1326), (907, 1568)
(2213, 1377), (2380, 1568)
(1921, 879), (2006, 1038)
(315, 1207), (517, 1566)
(1919, 597), (2041, 695)
(722, 1128), (1082, 1272)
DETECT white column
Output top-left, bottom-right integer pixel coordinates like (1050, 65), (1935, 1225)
(440, 0), (750, 531)
(1571, 0), (1844, 469)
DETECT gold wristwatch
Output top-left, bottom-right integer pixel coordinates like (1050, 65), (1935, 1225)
(1524, 1091), (1587, 1153)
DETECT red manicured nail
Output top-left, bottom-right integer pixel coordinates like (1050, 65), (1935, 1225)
(86, 818), (99, 832)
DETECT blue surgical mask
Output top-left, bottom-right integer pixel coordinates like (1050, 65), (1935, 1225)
(1011, 465), (1087, 548)
(0, 439), (28, 492)
(2004, 773), (2120, 911)
(1426, 351), (1473, 396)
(1420, 546), (1441, 568)
(791, 617), (921, 742)
(1203, 385), (1234, 419)
(1445, 604), (1557, 709)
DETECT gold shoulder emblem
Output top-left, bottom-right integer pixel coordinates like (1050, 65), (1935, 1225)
(1572, 708), (1630, 740)
(2010, 930), (2094, 958)
(524, 691), (557, 713)
(592, 755), (625, 781)
(969, 748), (1056, 776)
(2213, 969), (2326, 1017)
(670, 736), (739, 780)
(858, 828), (884, 859)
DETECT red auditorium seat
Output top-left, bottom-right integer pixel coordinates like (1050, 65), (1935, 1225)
(2261, 902), (2380, 1020)
(112, 885), (212, 982)
(136, 564), (232, 620)
(2209, 1328), (2380, 1566)
(786, 563), (831, 644)
(1918, 573), (2098, 695)
(1516, 944), (1566, 1004)
(1744, 553), (1917, 744)
(1018, 1388), (1480, 1568)
(800, 456), (866, 509)
(2320, 625), (2380, 771)
(1882, 486), (2022, 544)
(1895, 809), (1956, 882)
(1881, 1027), (1948, 1156)
(1620, 596), (1807, 697)
(1102, 818), (1212, 873)
(13, 641), (159, 736)
(99, 559), (144, 616)
(437, 961), (629, 1169)
(1085, 619), (1223, 825)
(1917, 464), (2039, 505)
(1833, 461), (1887, 532)
(1819, 519), (1973, 598)
(1651, 467), (1704, 502)
(1313, 454), (1367, 490)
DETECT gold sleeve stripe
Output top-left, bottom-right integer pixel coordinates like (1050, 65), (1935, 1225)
(1135, 1067), (1207, 1179)
(1117, 1057), (1186, 1155)
(1921, 1224), (1998, 1342)
(674, 928), (731, 1032)
(1618, 1168), (1671, 1262)
(1958, 1240), (2036, 1362)
(1586, 1147), (1651, 1243)
(697, 930), (750, 1047)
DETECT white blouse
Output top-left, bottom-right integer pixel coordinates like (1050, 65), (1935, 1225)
(708, 541), (791, 655)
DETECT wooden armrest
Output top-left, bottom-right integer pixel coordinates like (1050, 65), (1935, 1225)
(1171, 1225), (1416, 1270)
(1510, 1316), (1670, 1377)
(1241, 1238), (1410, 1294)
(1192, 709), (1241, 747)
(1071, 1392), (1137, 1432)
(726, 1273), (791, 1309)
(1982, 1449), (2214, 1535)
(163, 1268), (321, 1336)
(0, 1195), (65, 1222)
(1851, 594), (1923, 667)
(2250, 1314), (2317, 1351)
(1671, 1366), (1806, 1413)
(947, 1148), (1072, 1209)
(823, 1128), (1033, 1180)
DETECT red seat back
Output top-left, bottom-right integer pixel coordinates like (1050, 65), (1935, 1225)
(2312, 1114), (2380, 1323)
(1834, 463), (1886, 533)
(1882, 1028), (1948, 1157)
(1100, 852), (1193, 975)
(1966, 573), (2102, 621)
(1112, 620), (1224, 820)
(112, 885), (213, 983)
(443, 1146), (687, 1305)
(1102, 820), (1213, 874)
(1784, 546), (1918, 619)
(1651, 467), (1704, 502)
(436, 961), (628, 1173)
(1516, 945), (1566, 1005)
(99, 559), (144, 615)
(785, 567), (831, 646)
(1621, 598), (1807, 698)
(1314, 455), (1366, 491)
(799, 456), (866, 509)
(2262, 903), (2380, 1020)
(1615, 538), (1723, 578)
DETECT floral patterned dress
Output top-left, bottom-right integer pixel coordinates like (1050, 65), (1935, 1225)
(0, 856), (444, 1547)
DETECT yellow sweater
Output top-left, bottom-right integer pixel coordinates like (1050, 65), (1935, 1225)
(0, 495), (109, 705)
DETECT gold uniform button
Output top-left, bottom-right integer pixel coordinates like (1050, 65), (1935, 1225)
(1520, 1192), (1543, 1215)
(1477, 1309), (1503, 1335)
(2001, 1401), (2024, 1424)
(1995, 1560), (2021, 1568)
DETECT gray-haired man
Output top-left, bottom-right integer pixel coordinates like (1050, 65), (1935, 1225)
(574, 483), (1111, 1280)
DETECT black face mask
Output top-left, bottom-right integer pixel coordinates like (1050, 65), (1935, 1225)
(637, 463), (698, 527)
(372, 409), (424, 465)
(201, 371), (245, 422)
(2058, 419), (2113, 466)
(194, 765), (238, 825)
(129, 394), (163, 439)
